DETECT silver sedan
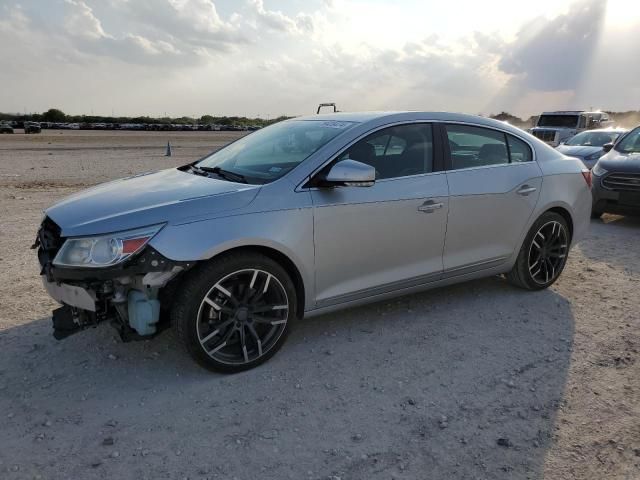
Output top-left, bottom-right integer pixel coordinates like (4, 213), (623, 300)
(36, 112), (592, 372)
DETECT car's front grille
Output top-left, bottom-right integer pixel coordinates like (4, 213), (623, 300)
(602, 173), (640, 192)
(532, 130), (556, 142)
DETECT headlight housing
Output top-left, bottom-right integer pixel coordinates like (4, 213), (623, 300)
(53, 224), (164, 268)
(592, 163), (608, 177)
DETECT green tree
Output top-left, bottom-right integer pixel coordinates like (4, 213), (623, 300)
(42, 108), (67, 122)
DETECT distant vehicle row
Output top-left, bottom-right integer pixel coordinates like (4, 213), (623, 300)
(3, 121), (261, 132)
(0, 121), (41, 134)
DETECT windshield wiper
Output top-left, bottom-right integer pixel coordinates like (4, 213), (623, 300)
(199, 166), (248, 184)
(189, 165), (210, 177)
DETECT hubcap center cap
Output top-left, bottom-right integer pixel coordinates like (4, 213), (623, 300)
(236, 307), (249, 322)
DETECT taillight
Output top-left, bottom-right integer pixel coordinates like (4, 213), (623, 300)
(581, 169), (592, 188)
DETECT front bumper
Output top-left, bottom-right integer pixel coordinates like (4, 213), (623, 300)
(592, 176), (640, 216)
(35, 217), (193, 339)
(42, 278), (97, 311)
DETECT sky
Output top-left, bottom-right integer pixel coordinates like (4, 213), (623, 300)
(0, 0), (639, 118)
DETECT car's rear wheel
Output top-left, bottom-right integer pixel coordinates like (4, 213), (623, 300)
(590, 208), (603, 219)
(172, 252), (297, 373)
(506, 212), (570, 290)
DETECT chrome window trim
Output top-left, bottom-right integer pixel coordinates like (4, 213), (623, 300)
(302, 171), (447, 192)
(443, 161), (536, 175)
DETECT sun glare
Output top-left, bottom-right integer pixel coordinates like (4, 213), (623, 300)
(604, 0), (640, 28)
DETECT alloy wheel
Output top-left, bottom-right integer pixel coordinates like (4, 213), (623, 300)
(527, 220), (569, 285)
(196, 269), (289, 365)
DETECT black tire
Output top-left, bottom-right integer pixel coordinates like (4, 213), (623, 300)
(171, 252), (297, 373)
(590, 209), (603, 219)
(506, 212), (571, 290)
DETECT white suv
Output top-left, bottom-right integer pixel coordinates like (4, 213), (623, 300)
(529, 111), (614, 147)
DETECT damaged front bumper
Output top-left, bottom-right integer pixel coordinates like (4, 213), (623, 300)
(35, 218), (193, 341)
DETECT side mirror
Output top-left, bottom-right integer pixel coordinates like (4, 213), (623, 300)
(602, 143), (614, 153)
(322, 159), (375, 187)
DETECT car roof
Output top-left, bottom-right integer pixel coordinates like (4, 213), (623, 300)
(296, 111), (403, 123)
(293, 111), (530, 138)
(540, 111), (582, 115)
(540, 111), (606, 115)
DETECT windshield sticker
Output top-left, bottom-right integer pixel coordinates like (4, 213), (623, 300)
(321, 121), (350, 129)
(268, 166), (282, 173)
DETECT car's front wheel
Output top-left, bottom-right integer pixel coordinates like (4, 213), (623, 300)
(506, 212), (571, 290)
(172, 252), (297, 373)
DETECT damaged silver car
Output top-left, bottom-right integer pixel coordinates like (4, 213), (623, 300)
(35, 112), (591, 372)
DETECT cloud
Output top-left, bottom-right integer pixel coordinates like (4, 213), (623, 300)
(498, 0), (606, 91)
(1, 0), (640, 118)
(112, 0), (249, 49)
(49, 0), (253, 66)
(64, 0), (107, 39)
(248, 0), (314, 34)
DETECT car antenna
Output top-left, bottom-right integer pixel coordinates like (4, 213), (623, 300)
(317, 103), (339, 114)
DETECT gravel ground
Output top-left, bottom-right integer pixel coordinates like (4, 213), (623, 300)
(0, 130), (638, 480)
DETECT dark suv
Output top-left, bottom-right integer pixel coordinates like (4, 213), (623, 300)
(591, 125), (640, 218)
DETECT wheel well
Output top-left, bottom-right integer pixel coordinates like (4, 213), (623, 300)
(546, 207), (574, 239)
(208, 245), (306, 318)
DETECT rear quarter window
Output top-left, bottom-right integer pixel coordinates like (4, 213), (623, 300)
(507, 135), (532, 163)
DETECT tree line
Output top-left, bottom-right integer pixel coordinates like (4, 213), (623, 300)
(0, 108), (291, 127)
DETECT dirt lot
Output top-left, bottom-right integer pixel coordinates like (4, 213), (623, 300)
(0, 130), (638, 480)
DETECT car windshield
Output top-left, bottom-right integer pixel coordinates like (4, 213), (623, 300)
(565, 131), (622, 147)
(196, 120), (357, 184)
(615, 127), (640, 154)
(537, 115), (579, 128)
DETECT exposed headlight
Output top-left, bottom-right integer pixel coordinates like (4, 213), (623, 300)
(53, 224), (164, 268)
(591, 163), (608, 177)
(585, 151), (603, 161)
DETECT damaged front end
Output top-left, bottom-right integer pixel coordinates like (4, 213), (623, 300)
(34, 217), (192, 342)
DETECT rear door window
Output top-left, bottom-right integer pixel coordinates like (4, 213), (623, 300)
(445, 124), (532, 169)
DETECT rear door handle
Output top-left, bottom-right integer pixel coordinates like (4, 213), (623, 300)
(418, 200), (444, 213)
(517, 185), (537, 196)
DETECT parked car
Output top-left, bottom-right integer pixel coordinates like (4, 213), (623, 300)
(591, 125), (640, 218)
(557, 128), (627, 169)
(24, 122), (42, 134)
(0, 122), (14, 133)
(35, 112), (591, 372)
(529, 110), (614, 147)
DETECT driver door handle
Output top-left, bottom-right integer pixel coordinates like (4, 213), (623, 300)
(418, 200), (444, 213)
(517, 185), (537, 196)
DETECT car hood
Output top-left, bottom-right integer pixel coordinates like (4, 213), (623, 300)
(597, 150), (640, 173)
(556, 145), (602, 157)
(46, 168), (260, 237)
